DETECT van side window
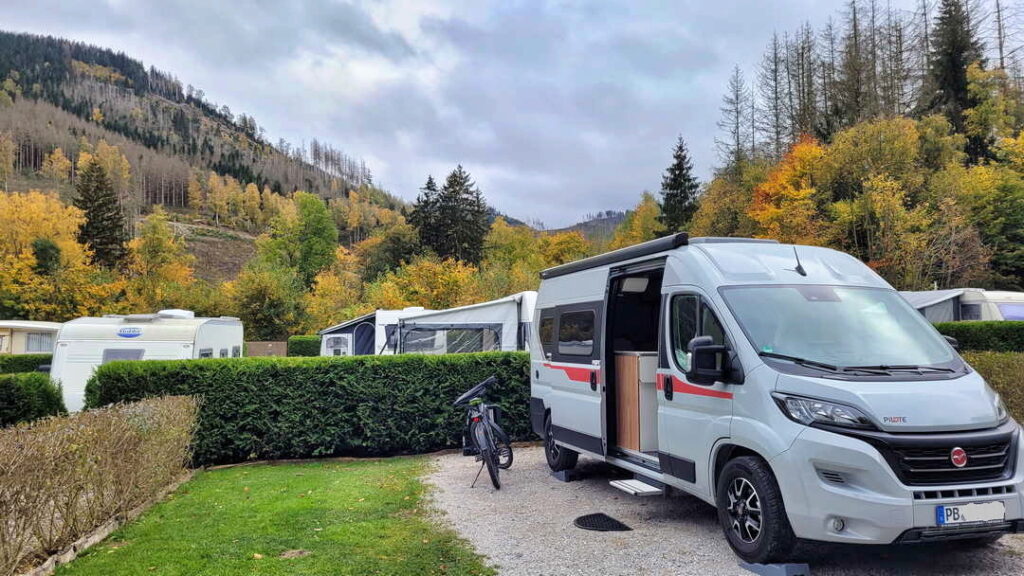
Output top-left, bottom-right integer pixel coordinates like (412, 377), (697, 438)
(539, 314), (555, 355)
(672, 295), (698, 370)
(672, 295), (728, 372)
(558, 311), (595, 356)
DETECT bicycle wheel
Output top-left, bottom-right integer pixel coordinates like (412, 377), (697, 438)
(492, 424), (513, 469)
(473, 421), (501, 489)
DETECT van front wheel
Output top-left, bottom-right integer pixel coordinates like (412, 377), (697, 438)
(544, 414), (578, 472)
(716, 456), (797, 564)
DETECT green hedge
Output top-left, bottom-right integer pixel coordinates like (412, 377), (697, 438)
(934, 321), (1024, 352)
(963, 351), (1024, 419)
(0, 372), (66, 426)
(287, 335), (321, 356)
(86, 352), (531, 466)
(0, 353), (52, 374)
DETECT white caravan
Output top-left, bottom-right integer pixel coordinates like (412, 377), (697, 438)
(530, 234), (1022, 563)
(901, 288), (1024, 322)
(51, 310), (243, 411)
(318, 307), (431, 356)
(396, 291), (537, 354)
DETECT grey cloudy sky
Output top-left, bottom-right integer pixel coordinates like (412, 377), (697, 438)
(0, 0), (915, 227)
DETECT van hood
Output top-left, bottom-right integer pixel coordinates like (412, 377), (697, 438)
(773, 370), (1003, 433)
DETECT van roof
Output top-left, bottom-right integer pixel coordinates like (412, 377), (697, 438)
(539, 234), (777, 279)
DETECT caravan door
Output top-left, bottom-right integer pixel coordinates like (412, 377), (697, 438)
(537, 303), (605, 457)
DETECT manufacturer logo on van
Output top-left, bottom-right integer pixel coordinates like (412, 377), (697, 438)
(117, 327), (142, 338)
(950, 447), (968, 468)
(882, 416), (908, 424)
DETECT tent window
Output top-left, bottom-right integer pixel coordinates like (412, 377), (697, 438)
(326, 335), (351, 356)
(26, 332), (53, 353)
(198, 348), (213, 358)
(961, 304), (982, 321)
(558, 311), (594, 356)
(101, 349), (144, 364)
(232, 345), (241, 358)
(402, 327), (501, 354)
(219, 348), (229, 358)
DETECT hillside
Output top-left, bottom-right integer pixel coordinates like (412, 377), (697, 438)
(553, 210), (626, 243)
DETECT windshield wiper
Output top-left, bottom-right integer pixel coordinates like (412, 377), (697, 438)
(842, 364), (956, 375)
(758, 352), (839, 373)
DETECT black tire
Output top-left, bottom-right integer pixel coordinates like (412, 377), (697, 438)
(715, 456), (797, 564)
(472, 421), (501, 489)
(496, 437), (514, 469)
(544, 414), (578, 472)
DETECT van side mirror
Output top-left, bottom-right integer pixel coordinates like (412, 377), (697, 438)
(687, 335), (730, 385)
(943, 335), (960, 351)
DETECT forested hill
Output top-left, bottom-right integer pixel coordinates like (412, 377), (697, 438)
(0, 30), (385, 207)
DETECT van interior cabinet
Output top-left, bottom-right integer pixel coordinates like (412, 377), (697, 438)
(614, 352), (658, 453)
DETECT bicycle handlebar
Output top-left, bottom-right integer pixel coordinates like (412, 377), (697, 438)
(453, 375), (499, 406)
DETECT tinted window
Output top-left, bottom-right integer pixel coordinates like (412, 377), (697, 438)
(219, 348), (228, 358)
(702, 303), (727, 345)
(101, 349), (144, 364)
(961, 304), (982, 320)
(539, 315), (555, 355)
(997, 303), (1024, 321)
(672, 295), (698, 370)
(232, 345), (241, 358)
(558, 311), (595, 356)
(198, 348), (213, 358)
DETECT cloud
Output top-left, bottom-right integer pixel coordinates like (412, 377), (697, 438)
(0, 0), (919, 227)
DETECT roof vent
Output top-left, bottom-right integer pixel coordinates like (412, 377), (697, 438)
(124, 314), (158, 323)
(157, 309), (195, 319)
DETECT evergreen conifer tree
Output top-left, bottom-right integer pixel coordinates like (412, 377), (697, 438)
(74, 158), (126, 268)
(923, 0), (984, 133)
(435, 165), (488, 264)
(659, 136), (701, 232)
(410, 175), (440, 252)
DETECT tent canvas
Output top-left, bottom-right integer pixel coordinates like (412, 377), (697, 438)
(318, 307), (432, 356)
(397, 291), (537, 354)
(900, 289), (965, 323)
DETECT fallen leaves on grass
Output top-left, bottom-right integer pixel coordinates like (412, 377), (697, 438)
(279, 550), (310, 559)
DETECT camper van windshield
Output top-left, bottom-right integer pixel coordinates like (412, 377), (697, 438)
(721, 285), (959, 374)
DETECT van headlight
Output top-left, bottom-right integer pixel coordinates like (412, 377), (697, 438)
(772, 393), (876, 429)
(995, 394), (1009, 423)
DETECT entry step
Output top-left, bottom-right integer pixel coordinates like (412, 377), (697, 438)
(609, 478), (663, 496)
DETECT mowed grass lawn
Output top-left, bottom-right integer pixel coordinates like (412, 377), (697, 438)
(57, 457), (493, 576)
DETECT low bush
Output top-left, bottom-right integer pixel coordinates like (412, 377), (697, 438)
(86, 352), (530, 466)
(963, 351), (1024, 418)
(934, 321), (1024, 352)
(0, 395), (198, 575)
(286, 334), (321, 356)
(0, 372), (65, 427)
(0, 353), (51, 374)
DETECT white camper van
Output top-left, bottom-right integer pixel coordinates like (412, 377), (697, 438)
(530, 234), (1022, 563)
(51, 310), (243, 411)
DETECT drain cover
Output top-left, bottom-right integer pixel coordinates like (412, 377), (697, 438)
(574, 513), (632, 532)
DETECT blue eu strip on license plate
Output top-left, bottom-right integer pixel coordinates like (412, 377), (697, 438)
(936, 502), (1006, 526)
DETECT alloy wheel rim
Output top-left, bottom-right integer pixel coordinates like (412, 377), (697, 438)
(727, 477), (762, 544)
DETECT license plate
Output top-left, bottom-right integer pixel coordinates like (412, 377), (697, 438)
(935, 501), (1006, 526)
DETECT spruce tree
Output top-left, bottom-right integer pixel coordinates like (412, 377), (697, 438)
(410, 175), (440, 253)
(923, 0), (984, 133)
(659, 136), (701, 233)
(74, 159), (126, 268)
(436, 165), (488, 264)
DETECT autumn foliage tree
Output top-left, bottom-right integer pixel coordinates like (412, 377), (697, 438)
(748, 136), (826, 244)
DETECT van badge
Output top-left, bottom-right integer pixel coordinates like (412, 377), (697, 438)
(117, 327), (142, 338)
(950, 447), (968, 468)
(882, 416), (908, 424)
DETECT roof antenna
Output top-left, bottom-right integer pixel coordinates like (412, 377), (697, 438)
(790, 246), (807, 277)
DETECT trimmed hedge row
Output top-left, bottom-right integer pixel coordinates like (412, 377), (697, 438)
(0, 372), (66, 426)
(0, 353), (52, 374)
(287, 335), (321, 356)
(934, 321), (1024, 352)
(86, 352), (531, 466)
(963, 351), (1024, 419)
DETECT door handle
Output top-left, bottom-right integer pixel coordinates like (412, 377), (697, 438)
(663, 375), (673, 401)
(589, 371), (597, 392)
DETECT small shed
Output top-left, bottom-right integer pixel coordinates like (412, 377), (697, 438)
(396, 291), (537, 354)
(0, 320), (63, 355)
(51, 310), (243, 411)
(318, 307), (432, 356)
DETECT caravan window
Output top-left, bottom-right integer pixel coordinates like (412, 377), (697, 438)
(26, 332), (53, 353)
(232, 345), (241, 358)
(219, 348), (229, 358)
(557, 311), (595, 356)
(101, 349), (144, 364)
(198, 348), (213, 358)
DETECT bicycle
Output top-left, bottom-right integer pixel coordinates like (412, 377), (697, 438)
(453, 376), (513, 489)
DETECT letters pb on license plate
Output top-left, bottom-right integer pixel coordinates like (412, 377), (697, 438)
(935, 501), (1006, 526)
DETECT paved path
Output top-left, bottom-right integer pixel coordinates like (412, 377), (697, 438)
(427, 445), (1024, 576)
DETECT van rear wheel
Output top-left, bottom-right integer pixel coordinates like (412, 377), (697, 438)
(716, 456), (797, 564)
(544, 414), (578, 472)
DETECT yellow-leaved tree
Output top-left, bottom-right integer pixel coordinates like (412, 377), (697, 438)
(748, 136), (826, 244)
(124, 207), (196, 311)
(608, 192), (665, 249)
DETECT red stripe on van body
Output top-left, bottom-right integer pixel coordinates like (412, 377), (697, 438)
(543, 363), (595, 383)
(656, 375), (733, 400)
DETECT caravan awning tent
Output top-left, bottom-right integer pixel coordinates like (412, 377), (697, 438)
(397, 291), (537, 354)
(318, 307), (431, 356)
(900, 289), (965, 322)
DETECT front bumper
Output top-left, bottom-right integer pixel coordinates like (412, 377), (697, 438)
(771, 425), (1024, 544)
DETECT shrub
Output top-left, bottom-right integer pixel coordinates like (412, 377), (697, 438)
(934, 321), (1024, 352)
(0, 373), (65, 427)
(287, 334), (321, 356)
(86, 352), (530, 466)
(0, 353), (52, 374)
(963, 351), (1024, 419)
(0, 396), (198, 575)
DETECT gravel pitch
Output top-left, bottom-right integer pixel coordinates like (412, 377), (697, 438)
(427, 445), (1024, 576)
